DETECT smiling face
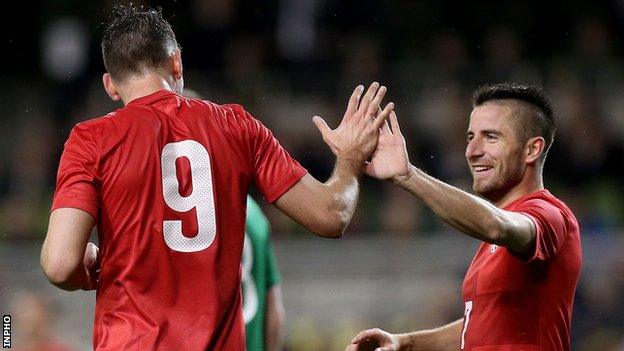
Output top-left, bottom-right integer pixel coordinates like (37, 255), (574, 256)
(465, 102), (527, 201)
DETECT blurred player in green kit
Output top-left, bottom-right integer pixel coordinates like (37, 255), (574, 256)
(242, 196), (285, 351)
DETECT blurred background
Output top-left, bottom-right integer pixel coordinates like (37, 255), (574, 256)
(1, 0), (623, 350)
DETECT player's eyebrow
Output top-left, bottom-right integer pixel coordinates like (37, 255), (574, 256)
(466, 129), (502, 139)
(480, 129), (501, 136)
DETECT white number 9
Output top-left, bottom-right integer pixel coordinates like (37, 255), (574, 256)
(161, 140), (217, 252)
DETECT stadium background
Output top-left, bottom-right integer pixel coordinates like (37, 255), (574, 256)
(0, 0), (623, 349)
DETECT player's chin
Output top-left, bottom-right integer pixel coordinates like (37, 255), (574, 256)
(472, 181), (491, 196)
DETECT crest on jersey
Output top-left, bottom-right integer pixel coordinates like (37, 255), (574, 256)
(490, 244), (498, 253)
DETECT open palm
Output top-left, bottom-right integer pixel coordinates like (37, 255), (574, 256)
(313, 83), (394, 164)
(364, 111), (410, 180)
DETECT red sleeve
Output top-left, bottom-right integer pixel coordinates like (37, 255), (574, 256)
(51, 123), (100, 219)
(514, 198), (568, 262)
(232, 106), (307, 203)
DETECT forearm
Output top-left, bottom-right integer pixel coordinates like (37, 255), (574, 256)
(274, 158), (363, 238)
(42, 208), (97, 291)
(49, 265), (93, 291)
(394, 165), (507, 244)
(41, 245), (93, 291)
(397, 319), (462, 351)
(322, 156), (362, 226)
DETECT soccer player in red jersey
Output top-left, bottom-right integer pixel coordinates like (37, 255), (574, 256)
(39, 6), (394, 351)
(346, 83), (581, 351)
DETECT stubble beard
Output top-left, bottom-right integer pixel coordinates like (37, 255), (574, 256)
(472, 162), (524, 202)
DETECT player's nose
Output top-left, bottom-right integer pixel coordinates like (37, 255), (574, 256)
(465, 138), (484, 161)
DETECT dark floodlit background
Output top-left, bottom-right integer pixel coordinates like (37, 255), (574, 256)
(1, 0), (623, 350)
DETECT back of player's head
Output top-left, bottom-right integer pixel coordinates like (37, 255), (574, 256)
(472, 83), (556, 163)
(101, 5), (179, 83)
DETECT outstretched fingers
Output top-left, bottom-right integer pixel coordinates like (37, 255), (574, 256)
(345, 85), (365, 120)
(372, 102), (394, 130)
(382, 109), (392, 133)
(363, 85), (387, 123)
(388, 111), (402, 135)
(358, 82), (381, 115)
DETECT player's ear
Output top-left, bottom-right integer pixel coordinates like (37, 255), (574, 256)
(102, 73), (121, 101)
(171, 50), (183, 80)
(524, 136), (545, 164)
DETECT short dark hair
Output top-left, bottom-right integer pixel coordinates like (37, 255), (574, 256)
(101, 5), (179, 82)
(472, 83), (556, 162)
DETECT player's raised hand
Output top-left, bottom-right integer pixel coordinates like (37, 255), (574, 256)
(345, 328), (401, 351)
(364, 111), (411, 181)
(313, 82), (394, 168)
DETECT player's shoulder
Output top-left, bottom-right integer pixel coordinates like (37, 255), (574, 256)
(221, 103), (247, 114)
(210, 102), (263, 135)
(182, 95), (225, 111)
(220, 103), (257, 123)
(511, 189), (579, 226)
(181, 95), (246, 115)
(509, 189), (562, 208)
(528, 190), (573, 213)
(184, 98), (255, 123)
(69, 111), (118, 138)
(541, 190), (578, 225)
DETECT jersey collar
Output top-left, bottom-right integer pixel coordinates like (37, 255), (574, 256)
(503, 189), (551, 210)
(127, 89), (178, 106)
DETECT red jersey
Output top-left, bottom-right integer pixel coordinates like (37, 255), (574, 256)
(51, 90), (306, 350)
(461, 190), (581, 350)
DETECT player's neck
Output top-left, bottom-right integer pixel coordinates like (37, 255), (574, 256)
(118, 74), (176, 105)
(494, 172), (544, 208)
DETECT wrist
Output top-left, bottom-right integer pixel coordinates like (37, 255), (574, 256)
(392, 164), (416, 186)
(396, 332), (416, 351)
(335, 156), (364, 177)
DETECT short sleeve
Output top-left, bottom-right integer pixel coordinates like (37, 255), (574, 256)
(513, 198), (568, 262)
(265, 239), (281, 288)
(51, 124), (100, 219)
(234, 107), (307, 203)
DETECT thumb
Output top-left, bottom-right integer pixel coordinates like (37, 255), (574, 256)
(312, 115), (332, 139)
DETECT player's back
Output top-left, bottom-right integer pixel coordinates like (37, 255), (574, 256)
(75, 90), (253, 350)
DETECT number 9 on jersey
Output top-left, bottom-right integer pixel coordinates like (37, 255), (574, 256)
(161, 140), (217, 252)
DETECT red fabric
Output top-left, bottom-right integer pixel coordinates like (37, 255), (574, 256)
(52, 90), (306, 350)
(461, 190), (582, 351)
